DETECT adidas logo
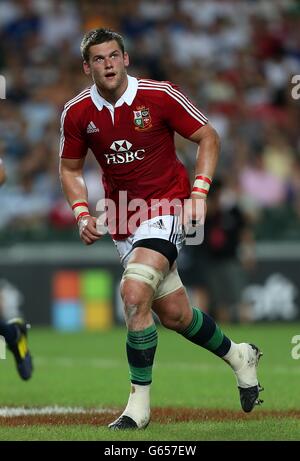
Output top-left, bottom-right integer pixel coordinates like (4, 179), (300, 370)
(87, 121), (99, 134)
(150, 219), (166, 231)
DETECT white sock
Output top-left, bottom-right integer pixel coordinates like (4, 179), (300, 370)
(123, 384), (150, 428)
(223, 342), (258, 387)
(222, 341), (245, 371)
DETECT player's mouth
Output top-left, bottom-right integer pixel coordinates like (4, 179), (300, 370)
(105, 72), (116, 80)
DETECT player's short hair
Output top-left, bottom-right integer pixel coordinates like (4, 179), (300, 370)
(80, 28), (125, 62)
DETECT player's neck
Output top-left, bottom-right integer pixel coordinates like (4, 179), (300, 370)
(96, 75), (128, 106)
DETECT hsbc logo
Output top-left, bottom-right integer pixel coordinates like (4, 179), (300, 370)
(105, 139), (145, 164)
(110, 140), (132, 152)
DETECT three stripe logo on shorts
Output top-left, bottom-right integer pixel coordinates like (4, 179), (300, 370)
(169, 215), (181, 244)
(150, 219), (166, 231)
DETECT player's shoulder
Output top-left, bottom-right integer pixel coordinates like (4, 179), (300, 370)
(137, 78), (180, 93)
(62, 87), (93, 116)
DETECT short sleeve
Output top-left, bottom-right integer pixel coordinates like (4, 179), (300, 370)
(59, 106), (88, 159)
(163, 82), (208, 138)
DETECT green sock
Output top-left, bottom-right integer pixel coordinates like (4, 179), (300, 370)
(126, 324), (158, 385)
(181, 307), (231, 357)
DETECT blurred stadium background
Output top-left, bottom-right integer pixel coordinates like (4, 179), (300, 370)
(0, 0), (300, 331)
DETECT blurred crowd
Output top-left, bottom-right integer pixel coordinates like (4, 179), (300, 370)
(0, 0), (300, 242)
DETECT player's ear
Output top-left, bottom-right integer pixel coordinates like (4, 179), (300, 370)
(83, 61), (91, 76)
(124, 52), (129, 68)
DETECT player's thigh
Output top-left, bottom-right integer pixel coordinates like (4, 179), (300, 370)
(128, 246), (170, 273)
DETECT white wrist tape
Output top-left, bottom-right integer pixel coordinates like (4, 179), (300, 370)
(71, 199), (90, 222)
(192, 174), (212, 197)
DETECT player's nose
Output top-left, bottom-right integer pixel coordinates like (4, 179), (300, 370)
(104, 57), (113, 68)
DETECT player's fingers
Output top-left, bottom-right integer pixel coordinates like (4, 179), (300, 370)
(80, 234), (94, 245)
(87, 226), (102, 237)
(78, 218), (101, 239)
(81, 229), (100, 244)
(87, 220), (103, 237)
(190, 205), (206, 225)
(82, 228), (101, 241)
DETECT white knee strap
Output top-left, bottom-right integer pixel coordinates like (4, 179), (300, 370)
(154, 268), (183, 300)
(122, 263), (164, 292)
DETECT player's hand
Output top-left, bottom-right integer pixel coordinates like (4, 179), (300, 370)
(78, 215), (103, 245)
(182, 195), (207, 232)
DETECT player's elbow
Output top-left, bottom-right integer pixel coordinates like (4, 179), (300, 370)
(59, 158), (85, 178)
(203, 124), (221, 159)
(190, 123), (221, 149)
(205, 124), (221, 149)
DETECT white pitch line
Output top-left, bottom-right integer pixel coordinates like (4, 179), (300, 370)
(32, 357), (300, 374)
(0, 406), (117, 417)
(33, 357), (225, 371)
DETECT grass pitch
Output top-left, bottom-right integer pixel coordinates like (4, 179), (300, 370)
(0, 323), (299, 441)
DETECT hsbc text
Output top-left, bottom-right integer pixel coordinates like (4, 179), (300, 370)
(105, 150), (145, 164)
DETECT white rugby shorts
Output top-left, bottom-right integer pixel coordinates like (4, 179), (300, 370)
(113, 215), (185, 268)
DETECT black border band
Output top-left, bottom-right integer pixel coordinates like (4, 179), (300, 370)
(132, 238), (178, 268)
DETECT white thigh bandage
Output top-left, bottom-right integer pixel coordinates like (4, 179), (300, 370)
(154, 268), (183, 300)
(122, 263), (164, 292)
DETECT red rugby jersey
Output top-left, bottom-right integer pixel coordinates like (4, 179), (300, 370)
(60, 76), (208, 239)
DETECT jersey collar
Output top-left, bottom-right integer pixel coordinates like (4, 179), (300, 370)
(90, 75), (138, 111)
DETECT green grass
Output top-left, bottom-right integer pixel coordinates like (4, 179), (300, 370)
(1, 420), (299, 441)
(0, 323), (300, 440)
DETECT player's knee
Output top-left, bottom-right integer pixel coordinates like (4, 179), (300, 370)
(121, 262), (164, 307)
(120, 278), (152, 311)
(121, 279), (153, 324)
